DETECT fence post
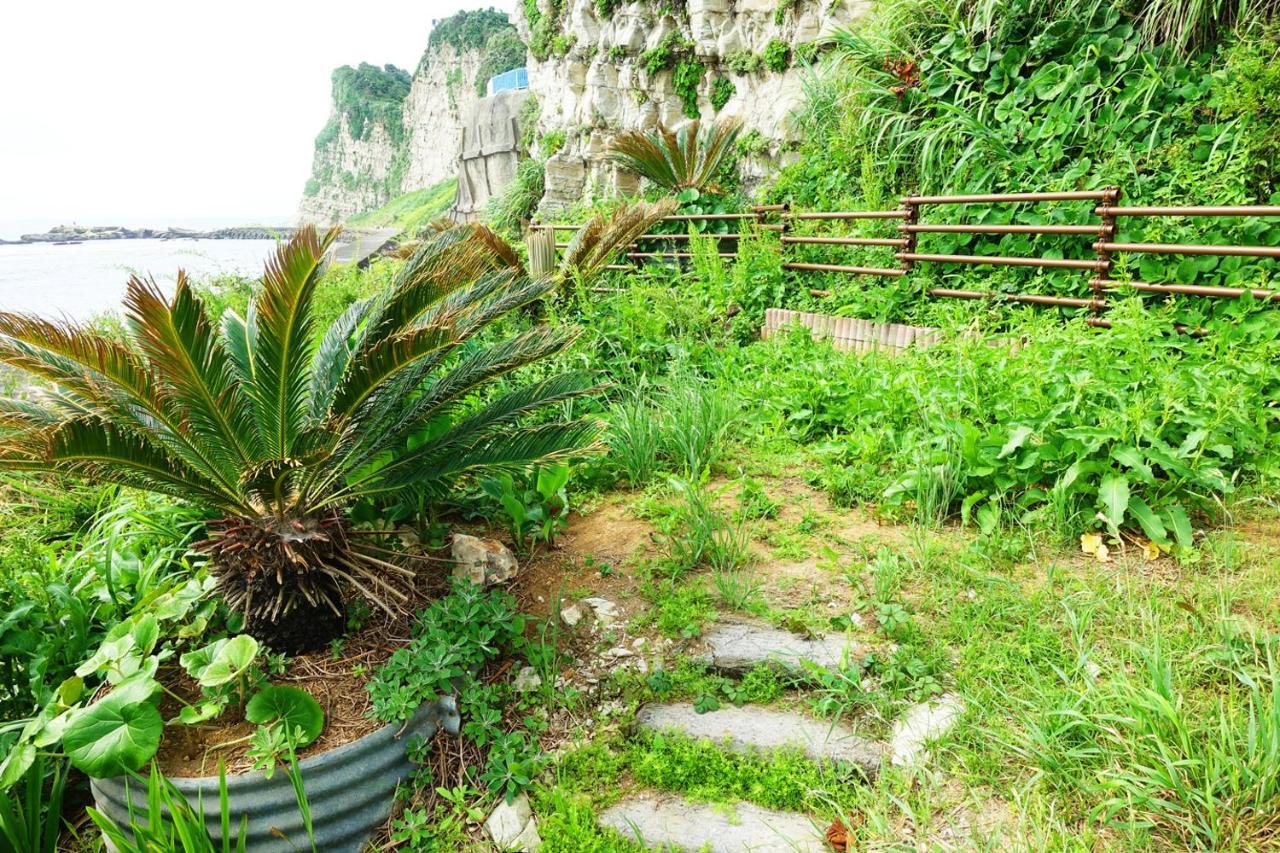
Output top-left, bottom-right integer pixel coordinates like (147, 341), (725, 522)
(900, 196), (920, 275)
(1091, 185), (1123, 326)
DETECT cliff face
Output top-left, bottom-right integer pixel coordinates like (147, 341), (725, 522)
(299, 3), (863, 223)
(298, 113), (400, 225)
(298, 63), (412, 225)
(401, 45), (486, 192)
(515, 0), (866, 214)
(298, 10), (526, 225)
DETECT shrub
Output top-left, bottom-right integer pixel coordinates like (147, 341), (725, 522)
(673, 58), (706, 118)
(710, 76), (736, 111)
(762, 39), (791, 73)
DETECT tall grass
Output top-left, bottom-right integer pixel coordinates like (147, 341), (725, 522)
(1087, 644), (1280, 848)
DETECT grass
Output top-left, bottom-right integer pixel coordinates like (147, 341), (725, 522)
(346, 177), (456, 233)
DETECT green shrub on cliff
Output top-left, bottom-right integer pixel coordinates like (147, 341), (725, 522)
(424, 8), (513, 68)
(476, 27), (528, 96)
(325, 63), (411, 144)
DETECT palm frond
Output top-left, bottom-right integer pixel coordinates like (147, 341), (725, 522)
(245, 225), (337, 457)
(560, 199), (677, 280)
(123, 273), (259, 470)
(329, 322), (456, 419)
(609, 119), (744, 192)
(45, 418), (236, 507)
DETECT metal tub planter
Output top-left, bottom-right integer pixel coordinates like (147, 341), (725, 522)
(91, 698), (459, 852)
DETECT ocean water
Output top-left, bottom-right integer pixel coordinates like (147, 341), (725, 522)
(0, 238), (281, 321)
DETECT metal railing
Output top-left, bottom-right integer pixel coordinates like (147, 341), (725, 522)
(529, 190), (1280, 324)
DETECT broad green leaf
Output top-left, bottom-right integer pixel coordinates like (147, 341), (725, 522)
(1127, 497), (1168, 545)
(176, 697), (229, 726)
(180, 635), (259, 688)
(0, 741), (35, 788)
(1098, 474), (1130, 530)
(109, 668), (162, 705)
(63, 693), (163, 778)
(57, 675), (85, 706)
(1111, 446), (1154, 483)
(75, 633), (135, 678)
(245, 686), (325, 747)
(130, 614), (160, 656)
(998, 426), (1033, 459)
(1166, 504), (1194, 549)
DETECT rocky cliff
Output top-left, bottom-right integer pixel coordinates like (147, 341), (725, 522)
(298, 2), (864, 223)
(516, 0), (866, 214)
(298, 63), (412, 225)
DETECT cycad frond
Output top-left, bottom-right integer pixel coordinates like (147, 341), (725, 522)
(609, 119), (744, 193)
(123, 273), (258, 471)
(246, 225), (337, 457)
(561, 199), (677, 280)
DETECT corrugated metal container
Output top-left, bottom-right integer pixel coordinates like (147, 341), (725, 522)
(91, 697), (460, 852)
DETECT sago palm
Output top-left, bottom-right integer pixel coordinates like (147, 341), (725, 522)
(609, 119), (744, 195)
(0, 220), (649, 652)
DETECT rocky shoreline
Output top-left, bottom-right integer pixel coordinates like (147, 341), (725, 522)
(1, 224), (295, 245)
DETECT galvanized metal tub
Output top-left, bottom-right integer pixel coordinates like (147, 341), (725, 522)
(91, 698), (459, 852)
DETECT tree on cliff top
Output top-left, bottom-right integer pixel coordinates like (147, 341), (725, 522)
(327, 62), (412, 142)
(423, 8), (515, 69)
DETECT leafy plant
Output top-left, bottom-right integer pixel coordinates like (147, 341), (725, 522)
(762, 39), (791, 73)
(609, 119), (744, 194)
(710, 76), (736, 112)
(0, 225), (606, 653)
(481, 463), (572, 552)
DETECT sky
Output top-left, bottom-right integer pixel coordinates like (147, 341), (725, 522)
(0, 0), (511, 230)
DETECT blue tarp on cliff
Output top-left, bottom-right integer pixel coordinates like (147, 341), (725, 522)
(487, 67), (529, 96)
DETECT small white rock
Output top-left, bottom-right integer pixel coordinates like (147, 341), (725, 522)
(582, 596), (620, 624)
(560, 604), (585, 627)
(484, 793), (542, 851)
(890, 694), (965, 767)
(514, 666), (543, 693)
(604, 646), (634, 659)
(451, 534), (518, 586)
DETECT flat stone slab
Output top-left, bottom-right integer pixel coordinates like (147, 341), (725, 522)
(697, 620), (859, 676)
(890, 693), (965, 767)
(637, 703), (882, 776)
(599, 792), (826, 852)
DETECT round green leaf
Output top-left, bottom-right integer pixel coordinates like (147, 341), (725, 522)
(245, 686), (324, 747)
(180, 635), (260, 688)
(63, 694), (162, 778)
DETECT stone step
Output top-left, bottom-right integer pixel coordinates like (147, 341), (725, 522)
(598, 791), (827, 852)
(697, 620), (860, 677)
(636, 703), (882, 777)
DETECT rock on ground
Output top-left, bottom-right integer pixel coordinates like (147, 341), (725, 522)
(599, 791), (827, 853)
(451, 534), (518, 586)
(484, 792), (542, 851)
(636, 703), (883, 776)
(890, 693), (965, 767)
(697, 620), (860, 676)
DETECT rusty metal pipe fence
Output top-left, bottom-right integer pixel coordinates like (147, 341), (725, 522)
(531, 190), (1280, 322)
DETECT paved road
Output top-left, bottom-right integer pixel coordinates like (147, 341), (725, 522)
(327, 228), (399, 267)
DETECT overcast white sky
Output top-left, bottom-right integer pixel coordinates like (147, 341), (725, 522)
(0, 0), (511, 227)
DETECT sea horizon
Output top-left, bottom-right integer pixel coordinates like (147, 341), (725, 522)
(0, 213), (295, 242)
